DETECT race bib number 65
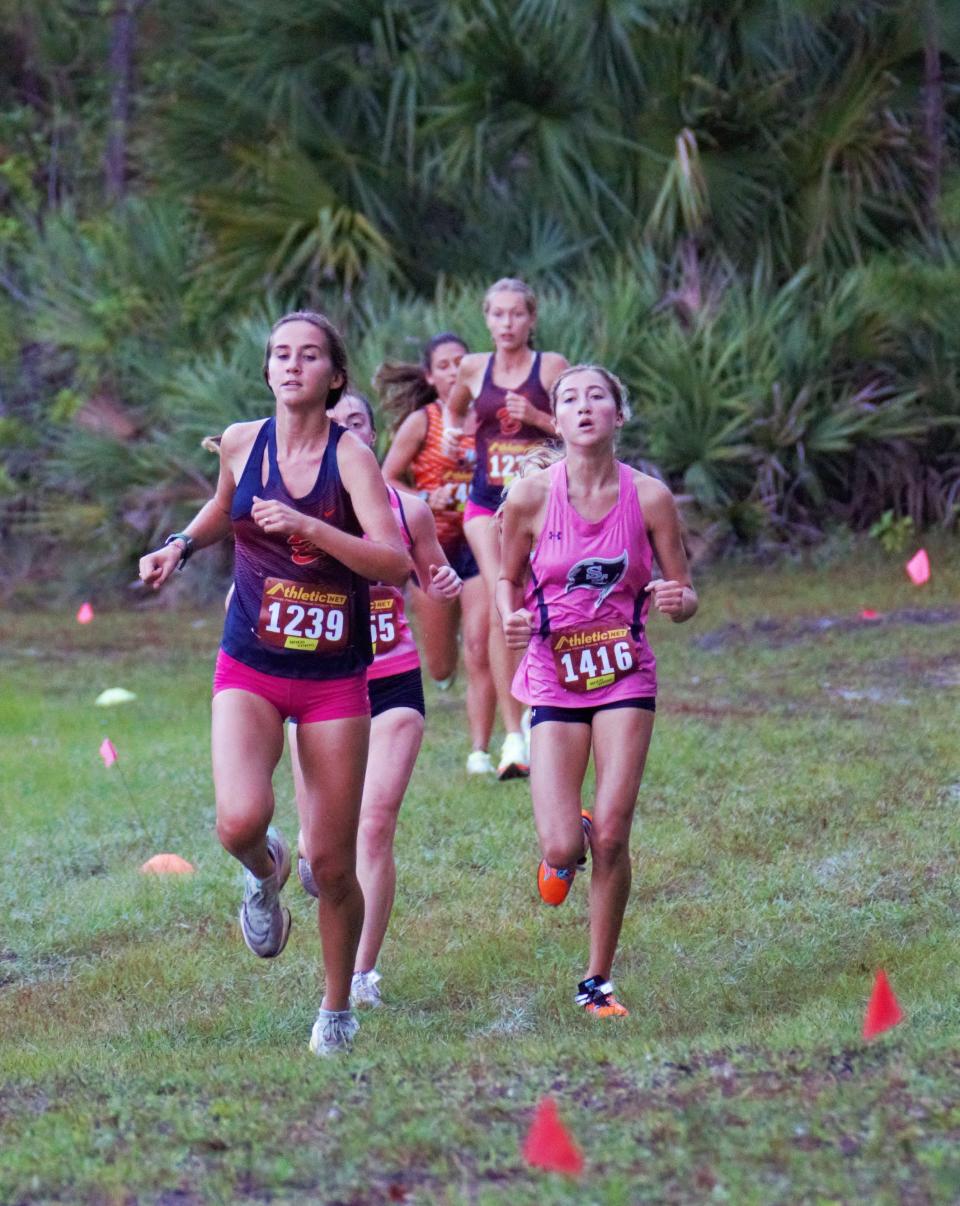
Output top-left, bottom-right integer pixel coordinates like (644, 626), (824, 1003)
(550, 623), (637, 693)
(257, 577), (350, 652)
(369, 586), (401, 655)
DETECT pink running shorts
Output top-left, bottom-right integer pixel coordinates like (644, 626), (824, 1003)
(463, 499), (497, 525)
(213, 649), (370, 723)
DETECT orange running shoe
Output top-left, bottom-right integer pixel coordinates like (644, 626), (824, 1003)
(575, 976), (629, 1017)
(538, 813), (593, 905)
(537, 860), (576, 905)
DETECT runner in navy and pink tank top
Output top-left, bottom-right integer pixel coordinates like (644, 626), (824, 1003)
(511, 459), (657, 707)
(470, 351), (553, 512)
(223, 416), (372, 679)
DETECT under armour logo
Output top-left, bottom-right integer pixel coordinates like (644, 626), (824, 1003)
(547, 530), (563, 540)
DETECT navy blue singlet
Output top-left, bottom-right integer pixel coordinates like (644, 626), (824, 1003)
(469, 351), (553, 511)
(221, 418), (372, 679)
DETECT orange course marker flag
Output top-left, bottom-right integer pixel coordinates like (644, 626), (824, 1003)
(76, 602), (94, 624)
(905, 548), (930, 586)
(863, 969), (905, 1040)
(140, 853), (195, 874)
(521, 1097), (584, 1177)
(99, 738), (118, 768)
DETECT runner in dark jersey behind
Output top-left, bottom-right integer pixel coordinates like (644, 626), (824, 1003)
(445, 279), (569, 779)
(138, 312), (410, 1058)
(378, 334), (497, 774)
(292, 391), (462, 1009)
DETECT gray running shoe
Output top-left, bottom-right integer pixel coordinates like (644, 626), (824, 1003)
(297, 854), (319, 899)
(350, 969), (382, 1008)
(309, 1008), (359, 1056)
(239, 826), (292, 958)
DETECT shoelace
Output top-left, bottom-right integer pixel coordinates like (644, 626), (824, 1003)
(575, 978), (616, 1008)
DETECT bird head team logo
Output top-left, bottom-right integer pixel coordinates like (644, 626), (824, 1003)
(287, 532), (323, 566)
(496, 406), (523, 437)
(564, 552), (629, 609)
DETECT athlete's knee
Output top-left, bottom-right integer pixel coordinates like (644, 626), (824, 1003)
(589, 827), (630, 867)
(462, 627), (489, 672)
(542, 834), (584, 869)
(215, 809), (268, 854)
(357, 806), (399, 859)
(307, 851), (358, 904)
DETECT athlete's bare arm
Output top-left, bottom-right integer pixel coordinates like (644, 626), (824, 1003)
(138, 421), (252, 590)
(403, 494), (462, 601)
(496, 473), (550, 647)
(248, 433), (411, 586)
(635, 473), (698, 622)
(446, 353), (486, 424)
(380, 409), (430, 498)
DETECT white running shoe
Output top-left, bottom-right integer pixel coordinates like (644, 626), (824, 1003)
(497, 731), (529, 780)
(466, 749), (495, 775)
(239, 826), (291, 958)
(309, 1008), (359, 1056)
(350, 969), (383, 1008)
(521, 707), (532, 763)
(433, 672), (457, 691)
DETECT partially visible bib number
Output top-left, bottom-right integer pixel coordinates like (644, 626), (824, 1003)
(550, 623), (638, 693)
(487, 438), (530, 488)
(257, 577), (349, 652)
(369, 586), (401, 655)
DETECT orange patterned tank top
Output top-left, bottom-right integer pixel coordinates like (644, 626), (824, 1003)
(408, 402), (476, 548)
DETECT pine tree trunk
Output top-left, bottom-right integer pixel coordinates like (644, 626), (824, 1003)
(104, 1), (143, 203)
(922, 0), (944, 233)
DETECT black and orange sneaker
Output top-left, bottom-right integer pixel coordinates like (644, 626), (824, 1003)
(577, 810), (593, 869)
(575, 976), (629, 1017)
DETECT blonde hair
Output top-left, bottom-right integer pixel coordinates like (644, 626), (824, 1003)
(549, 363), (632, 422)
(482, 277), (537, 317)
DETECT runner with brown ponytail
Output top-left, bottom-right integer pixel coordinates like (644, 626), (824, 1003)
(377, 334), (497, 774)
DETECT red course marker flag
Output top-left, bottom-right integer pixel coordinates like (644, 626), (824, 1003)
(76, 602), (94, 624)
(521, 1097), (584, 1177)
(905, 548), (930, 586)
(860, 609), (880, 621)
(863, 969), (904, 1040)
(99, 738), (118, 768)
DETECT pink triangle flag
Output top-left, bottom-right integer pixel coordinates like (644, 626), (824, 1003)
(76, 602), (94, 624)
(99, 738), (118, 768)
(905, 549), (930, 586)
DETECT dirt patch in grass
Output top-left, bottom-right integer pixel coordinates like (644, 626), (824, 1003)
(695, 606), (960, 652)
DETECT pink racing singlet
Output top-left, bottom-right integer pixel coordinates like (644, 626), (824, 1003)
(367, 488), (421, 682)
(511, 460), (657, 707)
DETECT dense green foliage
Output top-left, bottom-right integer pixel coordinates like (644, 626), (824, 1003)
(1, 1), (959, 595)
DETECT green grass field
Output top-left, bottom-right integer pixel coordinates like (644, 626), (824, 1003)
(2, 547), (960, 1205)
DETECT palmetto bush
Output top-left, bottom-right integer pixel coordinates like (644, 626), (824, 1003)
(2, 1), (959, 595)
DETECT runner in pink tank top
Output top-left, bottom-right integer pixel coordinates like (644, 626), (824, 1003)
(367, 487), (421, 682)
(512, 459), (657, 707)
(497, 365), (698, 1020)
(291, 393), (462, 1010)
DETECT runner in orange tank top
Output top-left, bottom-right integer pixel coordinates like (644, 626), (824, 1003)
(378, 334), (497, 775)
